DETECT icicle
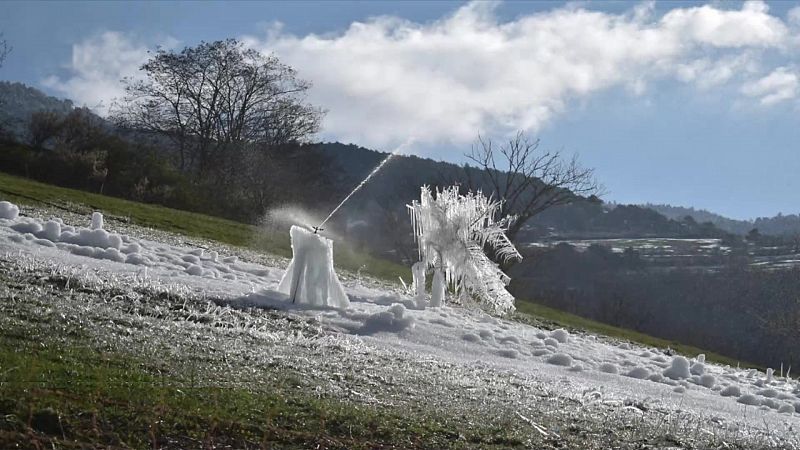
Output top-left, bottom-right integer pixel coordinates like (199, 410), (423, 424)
(412, 261), (427, 308)
(431, 269), (445, 307)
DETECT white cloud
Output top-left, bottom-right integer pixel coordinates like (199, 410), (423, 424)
(674, 54), (760, 89)
(42, 32), (160, 115)
(660, 1), (787, 48)
(45, 1), (798, 150)
(788, 6), (800, 28)
(740, 67), (799, 105)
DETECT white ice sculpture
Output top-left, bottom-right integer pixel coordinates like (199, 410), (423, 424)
(91, 211), (104, 230)
(278, 225), (349, 308)
(412, 261), (427, 307)
(408, 186), (522, 315)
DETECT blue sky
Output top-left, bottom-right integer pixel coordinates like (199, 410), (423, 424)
(1, 1), (799, 220)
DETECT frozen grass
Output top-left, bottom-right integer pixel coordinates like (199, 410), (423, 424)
(0, 257), (526, 449)
(0, 334), (528, 449)
(1, 253), (796, 449)
(0, 171), (409, 282)
(513, 300), (759, 370)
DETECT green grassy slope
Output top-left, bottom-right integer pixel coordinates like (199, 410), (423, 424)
(0, 171), (409, 281)
(0, 304), (525, 449)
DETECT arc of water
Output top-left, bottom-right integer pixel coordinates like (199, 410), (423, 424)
(315, 139), (414, 232)
(316, 152), (396, 231)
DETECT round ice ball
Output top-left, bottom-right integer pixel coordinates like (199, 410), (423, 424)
(550, 328), (569, 344)
(663, 356), (691, 380)
(547, 353), (573, 366)
(0, 201), (20, 220)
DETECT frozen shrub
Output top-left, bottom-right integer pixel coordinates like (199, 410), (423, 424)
(408, 186), (521, 315)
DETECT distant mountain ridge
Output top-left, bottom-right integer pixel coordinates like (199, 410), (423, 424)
(0, 81), (74, 139)
(0, 81), (738, 243)
(643, 203), (800, 236)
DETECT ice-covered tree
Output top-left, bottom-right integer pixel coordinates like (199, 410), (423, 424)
(407, 186), (522, 315)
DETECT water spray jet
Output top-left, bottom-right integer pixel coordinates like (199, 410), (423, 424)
(278, 141), (412, 308)
(315, 151), (397, 232)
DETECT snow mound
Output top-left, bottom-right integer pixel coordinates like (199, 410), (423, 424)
(757, 388), (778, 398)
(543, 337), (559, 348)
(720, 385), (741, 397)
(497, 349), (518, 359)
(547, 353), (573, 366)
(462, 333), (481, 343)
(626, 367), (651, 379)
(277, 226), (349, 308)
(0, 201), (19, 220)
(690, 361), (705, 375)
(359, 304), (415, 335)
(550, 328), (569, 344)
(699, 374), (716, 389)
(599, 363), (619, 374)
(738, 394), (761, 406)
(11, 221), (41, 234)
(663, 356), (691, 380)
(42, 221), (61, 241)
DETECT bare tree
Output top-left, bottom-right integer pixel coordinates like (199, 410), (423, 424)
(28, 111), (63, 148)
(463, 131), (603, 241)
(111, 39), (324, 178)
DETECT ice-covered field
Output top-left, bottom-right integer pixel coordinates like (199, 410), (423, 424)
(2, 200), (799, 448)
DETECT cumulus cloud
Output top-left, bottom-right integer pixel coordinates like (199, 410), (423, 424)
(246, 1), (796, 147)
(740, 67), (799, 105)
(42, 32), (161, 115)
(788, 6), (800, 28)
(45, 1), (798, 149)
(659, 1), (787, 48)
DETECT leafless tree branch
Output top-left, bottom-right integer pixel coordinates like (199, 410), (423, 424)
(463, 131), (605, 241)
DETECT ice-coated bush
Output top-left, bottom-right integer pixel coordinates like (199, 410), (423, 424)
(408, 186), (521, 315)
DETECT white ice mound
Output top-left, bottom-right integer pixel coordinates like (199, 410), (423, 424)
(0, 201), (19, 220)
(663, 356), (691, 380)
(91, 211), (104, 230)
(278, 225), (349, 309)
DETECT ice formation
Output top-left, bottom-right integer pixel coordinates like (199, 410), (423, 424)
(407, 186), (522, 315)
(0, 201), (19, 220)
(430, 270), (445, 307)
(277, 225), (349, 308)
(664, 356), (692, 380)
(91, 211), (104, 230)
(412, 261), (427, 307)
